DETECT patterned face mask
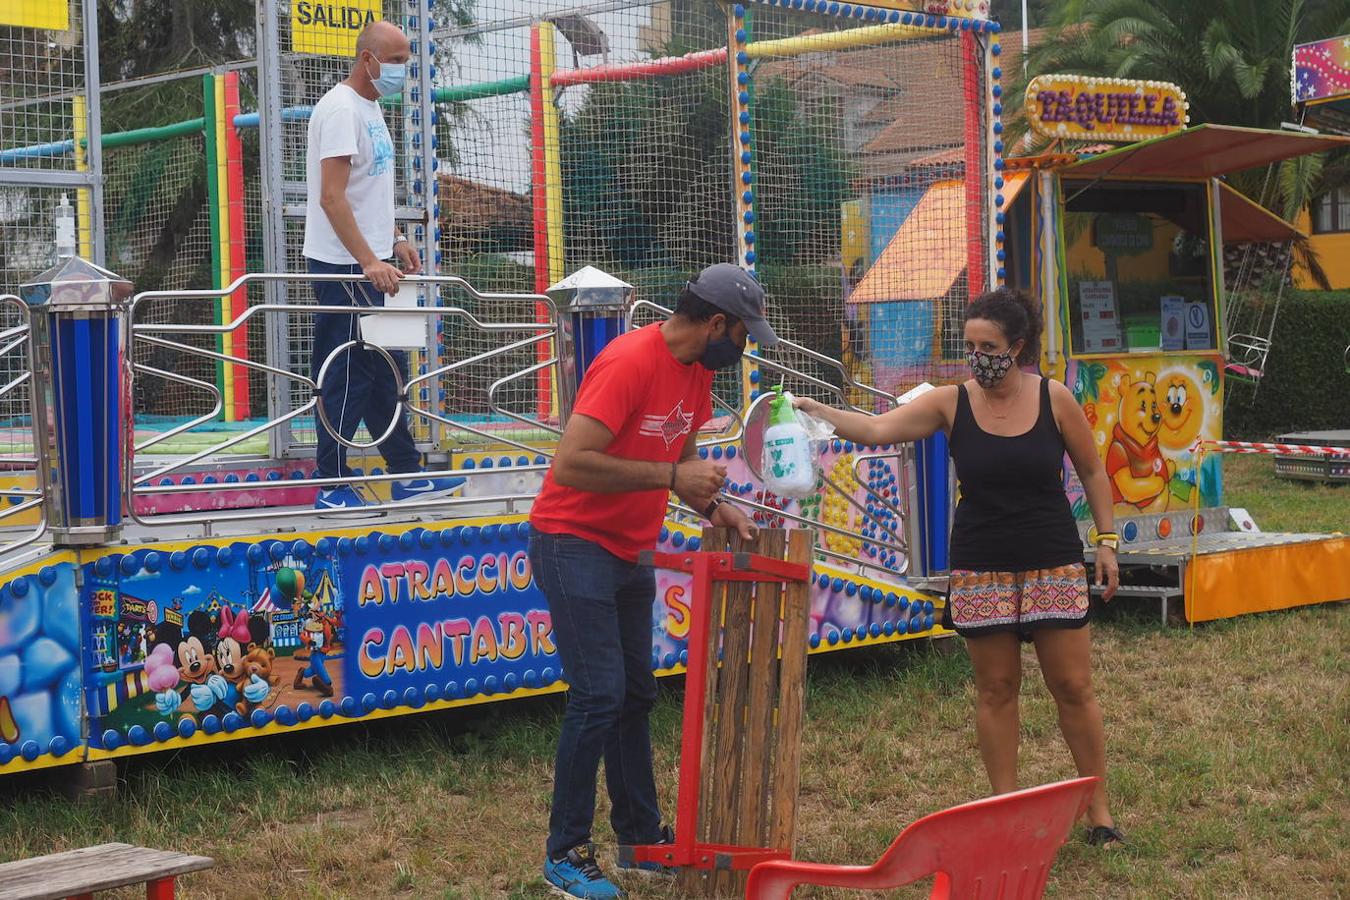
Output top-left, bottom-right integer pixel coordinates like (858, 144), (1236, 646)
(967, 348), (1015, 388)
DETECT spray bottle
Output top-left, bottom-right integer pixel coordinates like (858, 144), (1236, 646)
(54, 193), (77, 260)
(762, 390), (817, 498)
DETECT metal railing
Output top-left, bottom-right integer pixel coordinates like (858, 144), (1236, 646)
(1, 268), (926, 574)
(0, 296), (48, 560)
(124, 273), (561, 531)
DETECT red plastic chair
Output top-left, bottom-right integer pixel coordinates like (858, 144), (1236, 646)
(744, 776), (1098, 900)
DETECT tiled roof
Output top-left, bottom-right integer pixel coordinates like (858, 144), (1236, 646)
(848, 179), (967, 303)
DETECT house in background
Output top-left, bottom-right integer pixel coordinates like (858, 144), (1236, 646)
(1291, 34), (1350, 289)
(1293, 189), (1350, 289)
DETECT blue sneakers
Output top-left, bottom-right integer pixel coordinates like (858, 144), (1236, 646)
(391, 473), (465, 502)
(616, 825), (675, 875)
(543, 845), (626, 899)
(314, 485), (367, 510)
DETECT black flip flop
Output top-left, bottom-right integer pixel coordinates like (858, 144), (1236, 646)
(1086, 825), (1127, 848)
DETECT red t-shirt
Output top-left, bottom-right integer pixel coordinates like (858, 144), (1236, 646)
(531, 323), (713, 561)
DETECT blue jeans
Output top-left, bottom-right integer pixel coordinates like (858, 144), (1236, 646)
(307, 258), (421, 479)
(529, 531), (663, 856)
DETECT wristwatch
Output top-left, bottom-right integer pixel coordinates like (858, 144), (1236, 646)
(393, 234), (408, 244)
(1096, 536), (1119, 551)
(703, 495), (725, 520)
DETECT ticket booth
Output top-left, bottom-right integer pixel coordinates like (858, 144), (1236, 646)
(1002, 76), (1350, 621)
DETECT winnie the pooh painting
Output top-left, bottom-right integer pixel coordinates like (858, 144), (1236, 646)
(1105, 373), (1173, 513)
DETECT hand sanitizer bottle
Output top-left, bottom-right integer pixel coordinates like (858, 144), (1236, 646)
(762, 391), (816, 498)
(55, 193), (77, 260)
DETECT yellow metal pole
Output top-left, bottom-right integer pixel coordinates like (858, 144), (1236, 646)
(745, 21), (934, 59)
(72, 95), (94, 258)
(1186, 444), (1207, 627)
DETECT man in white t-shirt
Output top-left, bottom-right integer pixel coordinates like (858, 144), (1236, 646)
(303, 20), (460, 510)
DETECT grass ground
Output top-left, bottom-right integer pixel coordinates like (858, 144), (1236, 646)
(0, 458), (1345, 899)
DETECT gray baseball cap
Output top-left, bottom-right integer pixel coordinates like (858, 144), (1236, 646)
(687, 263), (779, 347)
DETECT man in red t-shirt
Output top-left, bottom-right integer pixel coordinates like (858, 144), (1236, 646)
(531, 264), (776, 899)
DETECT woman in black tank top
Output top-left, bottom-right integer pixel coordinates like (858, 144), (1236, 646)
(795, 288), (1125, 847)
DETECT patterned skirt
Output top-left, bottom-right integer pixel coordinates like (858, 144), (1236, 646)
(943, 564), (1090, 642)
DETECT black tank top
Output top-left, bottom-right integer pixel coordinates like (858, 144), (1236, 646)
(947, 378), (1085, 571)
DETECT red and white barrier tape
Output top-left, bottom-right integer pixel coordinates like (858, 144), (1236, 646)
(1191, 439), (1350, 457)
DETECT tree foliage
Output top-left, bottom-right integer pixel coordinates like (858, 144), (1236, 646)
(96, 0), (256, 131)
(558, 28), (852, 278)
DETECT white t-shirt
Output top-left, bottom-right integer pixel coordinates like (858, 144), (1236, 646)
(302, 83), (395, 264)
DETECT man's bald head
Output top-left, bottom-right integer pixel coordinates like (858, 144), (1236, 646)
(354, 20), (410, 64)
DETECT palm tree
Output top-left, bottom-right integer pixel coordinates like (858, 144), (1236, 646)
(1006, 0), (1350, 224)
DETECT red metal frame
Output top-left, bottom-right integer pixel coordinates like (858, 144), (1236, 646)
(623, 550), (810, 872)
(66, 877), (176, 900)
(528, 25), (551, 422)
(960, 31), (987, 297)
(222, 70), (249, 420)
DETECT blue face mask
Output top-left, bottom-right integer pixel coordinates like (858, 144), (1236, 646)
(367, 54), (406, 97)
(700, 324), (744, 370)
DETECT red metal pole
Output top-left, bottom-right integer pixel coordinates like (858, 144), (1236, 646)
(550, 48), (728, 88)
(961, 31), (987, 298)
(145, 880), (176, 900)
(528, 25), (552, 423)
(672, 553), (714, 866)
(223, 71), (250, 419)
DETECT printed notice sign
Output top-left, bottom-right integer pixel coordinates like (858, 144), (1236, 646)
(1078, 282), (1122, 353)
(1160, 296), (1186, 351)
(291, 0), (381, 56)
(1, 0), (69, 30)
(1184, 301), (1212, 350)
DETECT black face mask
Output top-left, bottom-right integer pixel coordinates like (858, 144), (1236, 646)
(700, 335), (743, 371)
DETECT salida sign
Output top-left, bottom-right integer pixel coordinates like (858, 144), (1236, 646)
(1026, 75), (1189, 143)
(291, 1), (380, 56)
